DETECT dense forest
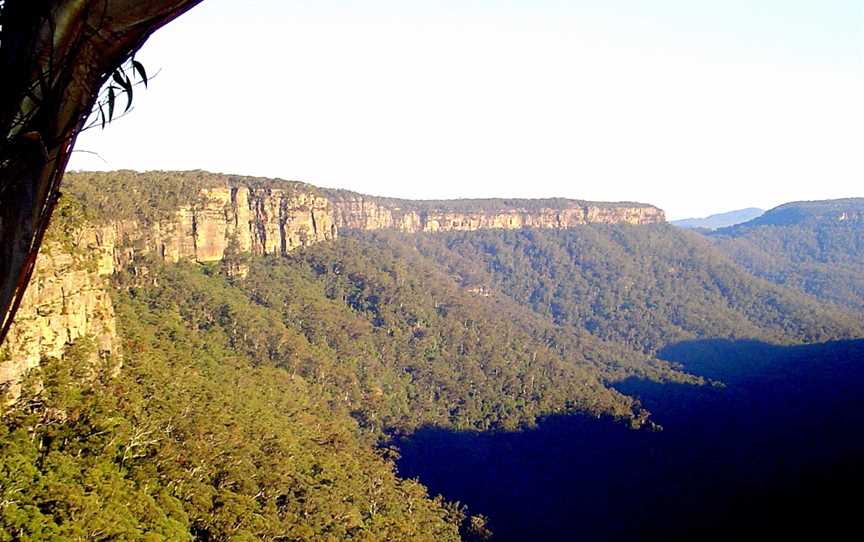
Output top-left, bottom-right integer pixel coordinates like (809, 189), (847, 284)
(320, 189), (655, 213)
(0, 263), (482, 541)
(399, 338), (864, 541)
(709, 199), (864, 312)
(2, 183), (864, 540)
(396, 226), (863, 351)
(62, 170), (320, 225)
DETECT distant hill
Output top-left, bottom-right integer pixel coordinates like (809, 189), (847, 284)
(723, 198), (864, 229)
(711, 198), (864, 312)
(672, 208), (764, 230)
(398, 226), (863, 353)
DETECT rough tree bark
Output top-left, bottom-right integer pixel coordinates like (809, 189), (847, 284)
(0, 0), (203, 344)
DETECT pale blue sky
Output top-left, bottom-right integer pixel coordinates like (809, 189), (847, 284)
(69, 0), (864, 219)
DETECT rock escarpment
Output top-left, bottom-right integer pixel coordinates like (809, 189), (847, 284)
(0, 231), (118, 398)
(97, 186), (336, 270)
(51, 171), (338, 273)
(325, 193), (665, 233)
(66, 171), (665, 269)
(2, 170), (667, 395)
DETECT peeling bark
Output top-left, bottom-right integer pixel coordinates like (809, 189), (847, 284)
(0, 0), (204, 344)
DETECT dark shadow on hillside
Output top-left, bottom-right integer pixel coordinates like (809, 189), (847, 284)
(397, 339), (864, 542)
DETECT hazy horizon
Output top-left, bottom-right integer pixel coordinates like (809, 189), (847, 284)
(68, 0), (864, 220)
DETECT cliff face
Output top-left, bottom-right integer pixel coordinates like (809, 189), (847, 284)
(2, 171), (667, 395)
(65, 172), (664, 267)
(1, 231), (118, 398)
(1, 181), (340, 396)
(104, 186), (336, 269)
(327, 194), (665, 233)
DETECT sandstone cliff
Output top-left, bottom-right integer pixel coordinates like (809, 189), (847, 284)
(2, 170), (667, 394)
(324, 192), (665, 233)
(101, 185), (337, 269)
(61, 172), (334, 271)
(0, 230), (118, 398)
(65, 172), (664, 269)
(1, 173), (343, 396)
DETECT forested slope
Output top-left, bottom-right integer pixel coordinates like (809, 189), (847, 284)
(395, 226), (863, 352)
(3, 185), (863, 540)
(0, 229), (692, 540)
(0, 263), (471, 541)
(710, 199), (864, 312)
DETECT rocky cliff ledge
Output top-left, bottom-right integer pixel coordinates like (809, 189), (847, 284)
(65, 171), (337, 270)
(1, 170), (666, 395)
(1, 230), (118, 398)
(324, 192), (666, 233)
(65, 171), (664, 269)
(103, 185), (336, 268)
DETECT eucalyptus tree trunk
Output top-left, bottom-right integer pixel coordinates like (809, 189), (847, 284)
(0, 0), (203, 344)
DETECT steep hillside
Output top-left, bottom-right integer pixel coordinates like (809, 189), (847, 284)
(61, 170), (664, 272)
(234, 238), (697, 431)
(727, 198), (864, 228)
(0, 198), (118, 398)
(4, 175), (863, 541)
(0, 273), (468, 541)
(0, 177), (683, 540)
(1, 169), (676, 410)
(396, 226), (863, 353)
(1, 221), (694, 540)
(711, 199), (864, 312)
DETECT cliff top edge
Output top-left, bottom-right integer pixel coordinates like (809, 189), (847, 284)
(64, 170), (664, 213)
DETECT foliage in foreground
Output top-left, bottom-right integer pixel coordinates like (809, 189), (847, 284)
(0, 293), (464, 541)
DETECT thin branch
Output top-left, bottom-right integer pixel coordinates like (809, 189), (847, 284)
(69, 149), (108, 164)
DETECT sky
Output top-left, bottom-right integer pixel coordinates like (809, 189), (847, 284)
(68, 0), (864, 219)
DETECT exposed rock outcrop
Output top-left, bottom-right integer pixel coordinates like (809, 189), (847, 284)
(325, 193), (665, 232)
(2, 170), (668, 395)
(65, 172), (664, 270)
(104, 186), (336, 269)
(1, 231), (118, 398)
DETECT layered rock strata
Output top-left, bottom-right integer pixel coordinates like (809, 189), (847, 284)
(104, 186), (336, 269)
(326, 194), (665, 232)
(1, 232), (118, 398)
(2, 171), (667, 396)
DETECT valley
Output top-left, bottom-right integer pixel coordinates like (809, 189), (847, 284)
(1, 172), (863, 541)
(399, 338), (864, 541)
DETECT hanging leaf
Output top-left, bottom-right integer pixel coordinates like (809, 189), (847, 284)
(107, 85), (116, 121)
(98, 102), (106, 129)
(123, 78), (134, 112)
(112, 69), (129, 92)
(112, 69), (134, 112)
(131, 59), (148, 88)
